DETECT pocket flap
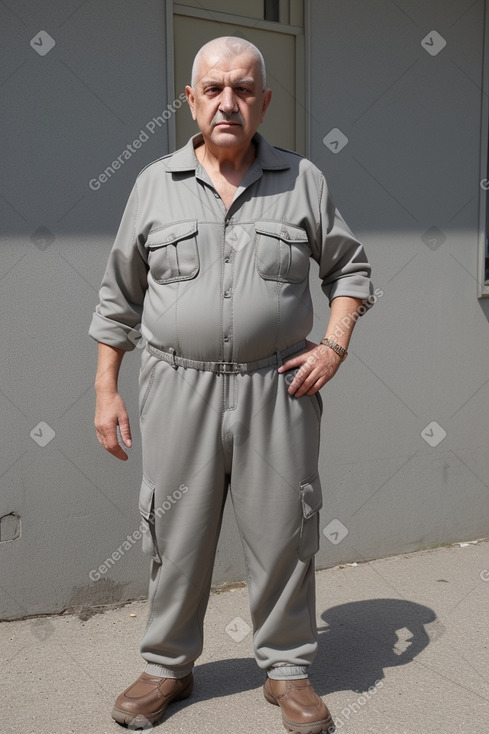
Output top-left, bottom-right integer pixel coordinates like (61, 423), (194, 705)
(139, 474), (156, 519)
(146, 221), (198, 249)
(255, 220), (308, 244)
(300, 473), (322, 519)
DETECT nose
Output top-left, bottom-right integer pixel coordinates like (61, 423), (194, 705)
(219, 86), (238, 114)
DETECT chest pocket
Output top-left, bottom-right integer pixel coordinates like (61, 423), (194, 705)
(255, 221), (310, 283)
(146, 221), (199, 284)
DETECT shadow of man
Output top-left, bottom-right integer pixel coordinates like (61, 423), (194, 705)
(311, 598), (445, 696)
(149, 598), (444, 729)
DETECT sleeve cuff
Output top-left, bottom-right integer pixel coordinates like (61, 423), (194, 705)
(88, 312), (142, 351)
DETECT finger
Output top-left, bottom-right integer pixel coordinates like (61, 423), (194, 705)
(111, 445), (129, 461)
(293, 375), (317, 397)
(303, 364), (340, 394)
(305, 378), (326, 396)
(119, 415), (132, 448)
(277, 354), (308, 373)
(292, 361), (331, 396)
(107, 437), (129, 461)
(96, 427), (128, 461)
(287, 365), (315, 396)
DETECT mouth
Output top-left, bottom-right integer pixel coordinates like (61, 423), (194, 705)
(215, 121), (241, 127)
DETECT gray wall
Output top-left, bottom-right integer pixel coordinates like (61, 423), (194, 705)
(1, 0), (488, 620)
(0, 0), (171, 619)
(308, 0), (489, 568)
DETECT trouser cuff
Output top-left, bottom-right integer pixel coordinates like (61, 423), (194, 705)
(144, 662), (194, 679)
(267, 665), (309, 680)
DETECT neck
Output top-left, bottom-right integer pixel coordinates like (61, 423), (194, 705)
(196, 138), (256, 174)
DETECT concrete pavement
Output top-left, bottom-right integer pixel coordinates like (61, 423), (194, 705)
(2, 540), (489, 734)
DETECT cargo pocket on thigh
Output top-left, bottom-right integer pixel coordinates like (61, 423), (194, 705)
(299, 473), (323, 561)
(139, 475), (162, 563)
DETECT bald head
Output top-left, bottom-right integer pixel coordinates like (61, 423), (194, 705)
(191, 36), (266, 90)
(185, 35), (272, 151)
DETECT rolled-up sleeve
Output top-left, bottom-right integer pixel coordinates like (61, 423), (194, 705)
(312, 175), (373, 305)
(88, 182), (149, 350)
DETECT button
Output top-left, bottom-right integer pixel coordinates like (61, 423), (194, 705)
(229, 232), (237, 241)
(224, 336), (230, 342)
(224, 257), (230, 263)
(224, 290), (231, 298)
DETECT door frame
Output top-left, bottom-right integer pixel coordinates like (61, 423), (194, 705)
(165, 0), (310, 156)
(478, 0), (489, 297)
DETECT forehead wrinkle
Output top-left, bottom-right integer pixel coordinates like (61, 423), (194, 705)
(193, 51), (261, 88)
(200, 76), (256, 88)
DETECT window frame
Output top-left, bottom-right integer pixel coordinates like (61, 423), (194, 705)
(478, 0), (489, 297)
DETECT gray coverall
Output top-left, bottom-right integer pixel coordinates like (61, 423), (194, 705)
(89, 132), (372, 680)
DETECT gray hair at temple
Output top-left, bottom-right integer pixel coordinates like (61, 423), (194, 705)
(190, 36), (267, 90)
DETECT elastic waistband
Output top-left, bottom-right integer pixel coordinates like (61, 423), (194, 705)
(146, 340), (306, 374)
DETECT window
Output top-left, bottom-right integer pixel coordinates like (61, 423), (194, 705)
(175, 1), (303, 25)
(265, 0), (280, 22)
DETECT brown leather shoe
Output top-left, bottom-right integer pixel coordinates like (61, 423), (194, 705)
(111, 671), (194, 727)
(264, 677), (335, 734)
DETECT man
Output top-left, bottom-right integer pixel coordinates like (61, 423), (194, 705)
(90, 36), (373, 734)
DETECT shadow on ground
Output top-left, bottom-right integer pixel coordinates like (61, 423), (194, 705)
(144, 597), (442, 729)
(311, 598), (443, 695)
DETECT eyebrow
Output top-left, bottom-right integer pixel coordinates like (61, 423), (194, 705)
(200, 77), (256, 87)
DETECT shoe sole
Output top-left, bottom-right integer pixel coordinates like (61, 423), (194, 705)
(264, 687), (335, 734)
(111, 675), (194, 727)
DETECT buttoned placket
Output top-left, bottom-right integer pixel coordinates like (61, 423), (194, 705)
(222, 215), (234, 363)
(195, 160), (263, 364)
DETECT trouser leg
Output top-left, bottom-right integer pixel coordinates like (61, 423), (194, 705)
(137, 352), (228, 677)
(227, 366), (323, 678)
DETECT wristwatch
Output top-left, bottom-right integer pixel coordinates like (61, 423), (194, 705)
(320, 338), (348, 359)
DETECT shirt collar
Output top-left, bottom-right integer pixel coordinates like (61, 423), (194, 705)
(163, 132), (291, 173)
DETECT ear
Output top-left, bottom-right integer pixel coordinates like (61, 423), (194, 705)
(260, 89), (272, 123)
(185, 85), (197, 121)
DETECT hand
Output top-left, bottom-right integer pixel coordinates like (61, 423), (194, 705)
(278, 340), (343, 397)
(95, 390), (132, 460)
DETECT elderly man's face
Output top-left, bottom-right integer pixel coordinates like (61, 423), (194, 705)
(186, 49), (271, 150)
